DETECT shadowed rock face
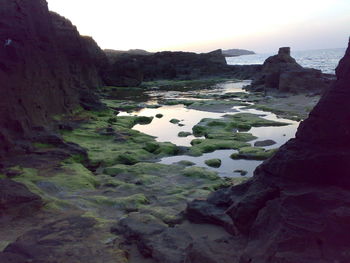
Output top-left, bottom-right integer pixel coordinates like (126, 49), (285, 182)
(250, 47), (334, 93)
(103, 49), (261, 83)
(0, 0), (107, 158)
(186, 38), (350, 263)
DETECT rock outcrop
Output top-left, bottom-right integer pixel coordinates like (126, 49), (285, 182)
(186, 38), (350, 262)
(0, 0), (107, 159)
(103, 49), (250, 83)
(249, 47), (335, 93)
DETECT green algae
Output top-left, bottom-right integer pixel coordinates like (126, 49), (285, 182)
(178, 131), (192, 137)
(156, 113), (164, 118)
(141, 78), (233, 90)
(230, 147), (278, 160)
(61, 109), (176, 167)
(32, 142), (55, 149)
(182, 167), (219, 181)
(189, 139), (249, 156)
(85, 194), (149, 210)
(205, 158), (222, 168)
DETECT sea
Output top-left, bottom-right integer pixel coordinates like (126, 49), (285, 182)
(226, 48), (346, 74)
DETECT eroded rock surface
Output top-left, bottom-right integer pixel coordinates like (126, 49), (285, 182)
(0, 179), (43, 219)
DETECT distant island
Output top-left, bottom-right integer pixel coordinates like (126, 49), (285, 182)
(222, 48), (255, 57)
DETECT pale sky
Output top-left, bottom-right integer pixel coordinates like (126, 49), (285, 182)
(47, 0), (350, 53)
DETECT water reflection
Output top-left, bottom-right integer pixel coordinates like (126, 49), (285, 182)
(119, 81), (299, 177)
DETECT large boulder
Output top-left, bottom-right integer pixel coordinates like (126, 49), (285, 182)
(186, 38), (350, 263)
(250, 47), (335, 93)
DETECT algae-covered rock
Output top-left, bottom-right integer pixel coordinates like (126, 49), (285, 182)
(182, 167), (219, 180)
(170, 118), (181, 124)
(205, 159), (222, 168)
(178, 131), (192, 137)
(156, 114), (164, 118)
(254, 139), (276, 147)
(85, 194), (149, 211)
(230, 147), (278, 160)
(189, 139), (249, 156)
(135, 116), (153, 125)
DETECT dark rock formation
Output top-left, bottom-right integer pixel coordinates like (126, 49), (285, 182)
(104, 48), (152, 57)
(0, 216), (123, 263)
(104, 49), (251, 83)
(112, 213), (193, 263)
(103, 53), (144, 87)
(186, 38), (350, 262)
(249, 47), (335, 93)
(222, 49), (255, 57)
(229, 64), (262, 80)
(0, 179), (43, 219)
(0, 0), (107, 159)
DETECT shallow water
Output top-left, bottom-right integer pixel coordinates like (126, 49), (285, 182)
(160, 150), (262, 177)
(121, 81), (299, 177)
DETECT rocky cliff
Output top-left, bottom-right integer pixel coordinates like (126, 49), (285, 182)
(249, 47), (335, 93)
(0, 0), (107, 159)
(186, 39), (350, 262)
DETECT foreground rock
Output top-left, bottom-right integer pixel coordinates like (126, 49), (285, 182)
(0, 216), (125, 263)
(186, 38), (350, 262)
(112, 213), (193, 263)
(249, 47), (335, 93)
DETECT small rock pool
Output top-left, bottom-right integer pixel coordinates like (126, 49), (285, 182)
(119, 80), (299, 177)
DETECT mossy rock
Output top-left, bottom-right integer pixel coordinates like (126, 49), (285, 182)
(205, 159), (222, 168)
(182, 167), (219, 180)
(156, 114), (164, 118)
(178, 131), (192, 137)
(85, 194), (149, 211)
(153, 142), (179, 156)
(192, 125), (207, 137)
(143, 142), (160, 153)
(224, 113), (288, 128)
(189, 139), (249, 156)
(170, 118), (180, 124)
(230, 147), (278, 160)
(135, 116), (153, 125)
(193, 113), (288, 141)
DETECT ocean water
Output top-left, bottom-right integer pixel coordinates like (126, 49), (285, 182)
(226, 48), (346, 74)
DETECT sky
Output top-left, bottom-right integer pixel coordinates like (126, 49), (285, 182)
(47, 0), (350, 53)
